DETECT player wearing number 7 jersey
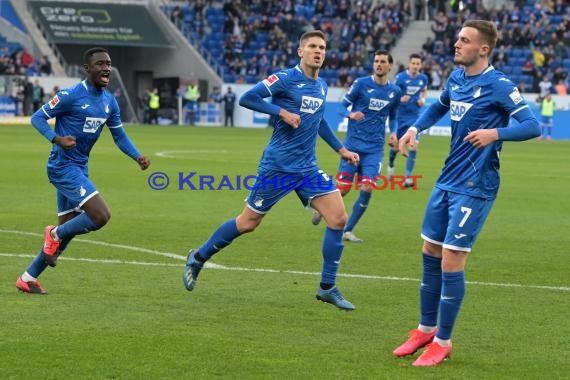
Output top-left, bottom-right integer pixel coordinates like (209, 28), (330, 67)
(393, 20), (539, 366)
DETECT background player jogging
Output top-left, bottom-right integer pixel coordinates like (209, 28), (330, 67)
(388, 53), (428, 187)
(312, 50), (401, 244)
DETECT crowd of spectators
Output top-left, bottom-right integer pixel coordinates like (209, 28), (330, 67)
(166, 0), (411, 86)
(166, 0), (570, 94)
(419, 0), (570, 94)
(0, 45), (53, 77)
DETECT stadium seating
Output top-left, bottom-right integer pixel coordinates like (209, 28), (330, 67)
(162, 1), (409, 86)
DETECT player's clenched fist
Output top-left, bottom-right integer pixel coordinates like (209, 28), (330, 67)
(279, 108), (301, 129)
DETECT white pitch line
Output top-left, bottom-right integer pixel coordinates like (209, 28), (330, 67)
(0, 229), (184, 260)
(1, 229), (569, 292)
(2, 253), (569, 293)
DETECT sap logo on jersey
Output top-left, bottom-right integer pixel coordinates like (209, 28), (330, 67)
(406, 86), (421, 95)
(450, 101), (473, 121)
(83, 117), (107, 133)
(300, 96), (323, 114)
(369, 98), (387, 111)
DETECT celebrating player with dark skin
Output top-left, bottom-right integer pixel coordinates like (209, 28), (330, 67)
(16, 47), (150, 295)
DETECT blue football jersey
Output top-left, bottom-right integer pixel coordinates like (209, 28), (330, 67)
(258, 65), (329, 172)
(435, 66), (532, 199)
(41, 80), (123, 168)
(395, 70), (428, 128)
(342, 76), (401, 153)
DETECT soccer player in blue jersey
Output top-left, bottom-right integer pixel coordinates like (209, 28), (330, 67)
(311, 50), (401, 243)
(388, 53), (428, 188)
(182, 30), (360, 310)
(16, 47), (151, 295)
(393, 20), (540, 366)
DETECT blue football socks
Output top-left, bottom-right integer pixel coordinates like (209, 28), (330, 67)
(419, 253), (442, 328)
(320, 227), (344, 286)
(405, 150), (417, 177)
(437, 270), (465, 340)
(345, 190), (372, 232)
(56, 212), (100, 240)
(26, 251), (50, 278)
(199, 218), (241, 261)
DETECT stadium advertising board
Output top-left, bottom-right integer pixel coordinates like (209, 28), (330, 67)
(28, 1), (172, 47)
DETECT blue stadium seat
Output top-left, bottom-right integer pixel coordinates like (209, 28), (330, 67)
(210, 48), (222, 58)
(521, 75), (533, 87)
(210, 21), (223, 33)
(550, 15), (562, 24)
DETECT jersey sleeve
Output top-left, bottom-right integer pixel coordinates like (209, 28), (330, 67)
(493, 77), (528, 114)
(388, 87), (401, 133)
(261, 71), (289, 98)
(31, 89), (74, 142)
(438, 80), (451, 107)
(41, 89), (74, 119)
(106, 96), (123, 128)
(342, 79), (360, 105)
(494, 76), (540, 141)
(239, 72), (288, 116)
(394, 73), (405, 93)
(421, 74), (429, 91)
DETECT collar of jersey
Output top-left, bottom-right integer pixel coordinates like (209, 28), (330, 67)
(82, 80), (105, 95)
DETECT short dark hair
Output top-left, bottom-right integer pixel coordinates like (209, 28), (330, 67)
(409, 53), (422, 61)
(463, 20), (498, 56)
(299, 30), (326, 46)
(374, 50), (393, 64)
(83, 47), (109, 63)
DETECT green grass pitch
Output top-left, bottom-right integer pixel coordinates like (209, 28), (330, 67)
(0, 124), (568, 379)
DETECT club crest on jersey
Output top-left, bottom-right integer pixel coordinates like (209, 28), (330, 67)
(83, 117), (107, 133)
(300, 96), (323, 114)
(369, 98), (388, 111)
(49, 95), (60, 109)
(262, 74), (279, 87)
(509, 88), (523, 105)
(473, 86), (482, 98)
(450, 101), (473, 121)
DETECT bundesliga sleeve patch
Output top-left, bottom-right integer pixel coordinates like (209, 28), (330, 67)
(48, 95), (60, 109)
(262, 74), (279, 87)
(509, 88), (523, 105)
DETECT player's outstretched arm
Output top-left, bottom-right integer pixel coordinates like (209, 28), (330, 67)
(136, 156), (151, 170)
(108, 126), (145, 165)
(317, 119), (343, 151)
